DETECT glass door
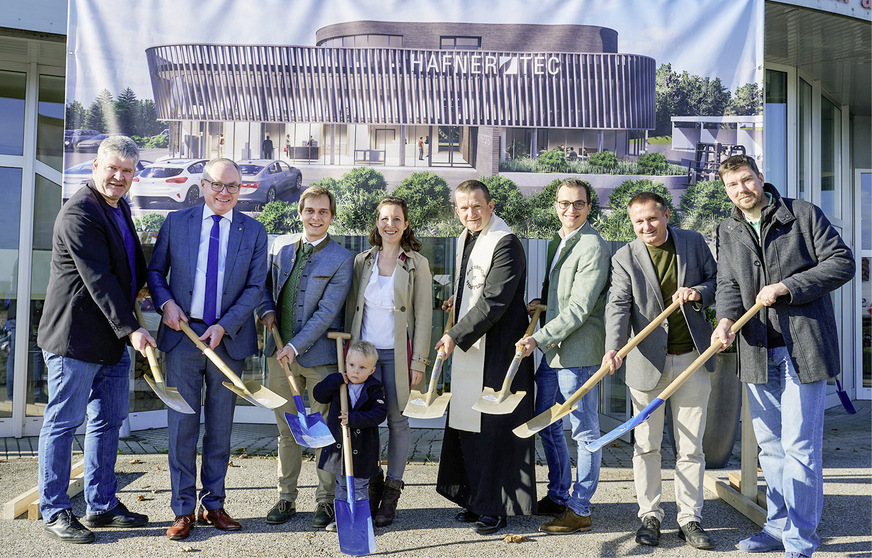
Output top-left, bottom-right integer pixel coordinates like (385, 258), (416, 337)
(857, 170), (871, 400)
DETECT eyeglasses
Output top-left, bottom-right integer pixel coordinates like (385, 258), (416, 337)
(556, 200), (589, 211)
(204, 179), (240, 194)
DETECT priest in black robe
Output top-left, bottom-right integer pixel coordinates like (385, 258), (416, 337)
(435, 180), (536, 535)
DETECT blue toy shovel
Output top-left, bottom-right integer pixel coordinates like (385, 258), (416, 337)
(587, 301), (765, 452)
(329, 332), (376, 556)
(270, 324), (334, 448)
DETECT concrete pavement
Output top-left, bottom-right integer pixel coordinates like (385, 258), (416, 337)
(0, 401), (868, 557)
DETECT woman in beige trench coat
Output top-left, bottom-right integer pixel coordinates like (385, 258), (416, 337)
(346, 196), (432, 528)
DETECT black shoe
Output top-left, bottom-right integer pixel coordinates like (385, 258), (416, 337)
(455, 509), (479, 523)
(678, 521), (714, 550)
(44, 509), (95, 544)
(369, 468), (385, 518)
(312, 502), (334, 529)
(472, 515), (506, 535)
(266, 499), (296, 524)
(535, 495), (567, 516)
(636, 516), (661, 546)
(81, 502), (148, 528)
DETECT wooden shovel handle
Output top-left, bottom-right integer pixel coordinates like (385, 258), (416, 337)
(269, 324), (303, 398)
(425, 312), (455, 393)
(179, 321), (247, 391)
(133, 303), (165, 385)
(328, 332), (354, 477)
(515, 303), (547, 358)
(658, 301), (764, 402)
(561, 299), (683, 411)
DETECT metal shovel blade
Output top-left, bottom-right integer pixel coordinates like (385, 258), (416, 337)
(472, 387), (527, 415)
(836, 378), (857, 414)
(512, 402), (577, 438)
(403, 389), (452, 419)
(335, 496), (376, 556)
(587, 397), (664, 452)
(144, 375), (195, 414)
(221, 380), (287, 410)
(284, 395), (334, 447)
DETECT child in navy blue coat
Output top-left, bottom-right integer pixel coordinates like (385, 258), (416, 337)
(313, 340), (386, 531)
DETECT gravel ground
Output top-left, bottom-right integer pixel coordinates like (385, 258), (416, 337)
(0, 452), (868, 558)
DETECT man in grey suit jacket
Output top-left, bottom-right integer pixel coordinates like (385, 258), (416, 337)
(516, 178), (609, 534)
(602, 192), (717, 550)
(258, 185), (353, 529)
(148, 158), (268, 540)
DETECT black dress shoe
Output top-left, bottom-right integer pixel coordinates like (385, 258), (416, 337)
(678, 521), (714, 550)
(636, 516), (661, 546)
(266, 499), (296, 524)
(455, 509), (479, 523)
(44, 509), (95, 544)
(81, 502), (148, 528)
(472, 515), (507, 535)
(534, 495), (567, 516)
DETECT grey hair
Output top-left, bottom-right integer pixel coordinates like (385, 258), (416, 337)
(96, 135), (140, 165)
(203, 157), (241, 179)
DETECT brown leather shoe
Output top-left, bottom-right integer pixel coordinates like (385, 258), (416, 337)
(197, 507), (241, 531)
(166, 515), (195, 540)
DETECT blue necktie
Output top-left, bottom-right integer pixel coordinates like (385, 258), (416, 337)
(203, 214), (222, 326)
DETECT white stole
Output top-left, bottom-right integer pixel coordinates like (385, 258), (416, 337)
(449, 214), (513, 433)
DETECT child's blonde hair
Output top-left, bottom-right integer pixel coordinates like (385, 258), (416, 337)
(347, 340), (378, 369)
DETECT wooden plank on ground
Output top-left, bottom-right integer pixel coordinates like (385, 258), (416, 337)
(28, 471), (85, 521)
(1, 460), (85, 520)
(704, 473), (766, 527)
(729, 471), (766, 507)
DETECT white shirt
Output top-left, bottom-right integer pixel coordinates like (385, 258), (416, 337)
(550, 224), (583, 276)
(190, 207), (233, 320)
(360, 251), (395, 350)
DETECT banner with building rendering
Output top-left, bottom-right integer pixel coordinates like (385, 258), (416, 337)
(63, 0), (762, 240)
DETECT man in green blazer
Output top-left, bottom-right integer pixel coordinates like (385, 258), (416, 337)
(517, 178), (610, 534)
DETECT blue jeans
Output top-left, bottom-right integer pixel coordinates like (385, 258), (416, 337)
(39, 349), (131, 521)
(534, 360), (601, 516)
(747, 346), (826, 556)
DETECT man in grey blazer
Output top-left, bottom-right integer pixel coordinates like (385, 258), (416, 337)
(602, 192), (717, 550)
(516, 178), (609, 534)
(148, 158), (268, 540)
(258, 185), (353, 529)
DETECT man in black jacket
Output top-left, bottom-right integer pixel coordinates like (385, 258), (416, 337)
(37, 136), (154, 544)
(712, 155), (854, 558)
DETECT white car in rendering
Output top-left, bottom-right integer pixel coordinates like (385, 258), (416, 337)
(62, 158), (153, 200)
(130, 159), (208, 207)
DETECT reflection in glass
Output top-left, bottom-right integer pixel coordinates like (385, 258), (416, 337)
(0, 168), (22, 418)
(0, 71), (26, 156)
(860, 172), (871, 252)
(863, 258), (871, 389)
(27, 175), (61, 417)
(820, 97), (841, 218)
(798, 79), (812, 201)
(37, 75), (65, 172)
(763, 70), (787, 191)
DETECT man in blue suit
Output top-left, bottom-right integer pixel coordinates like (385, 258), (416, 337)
(258, 185), (353, 529)
(147, 158), (268, 540)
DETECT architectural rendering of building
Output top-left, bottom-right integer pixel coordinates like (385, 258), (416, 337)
(145, 22), (655, 173)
